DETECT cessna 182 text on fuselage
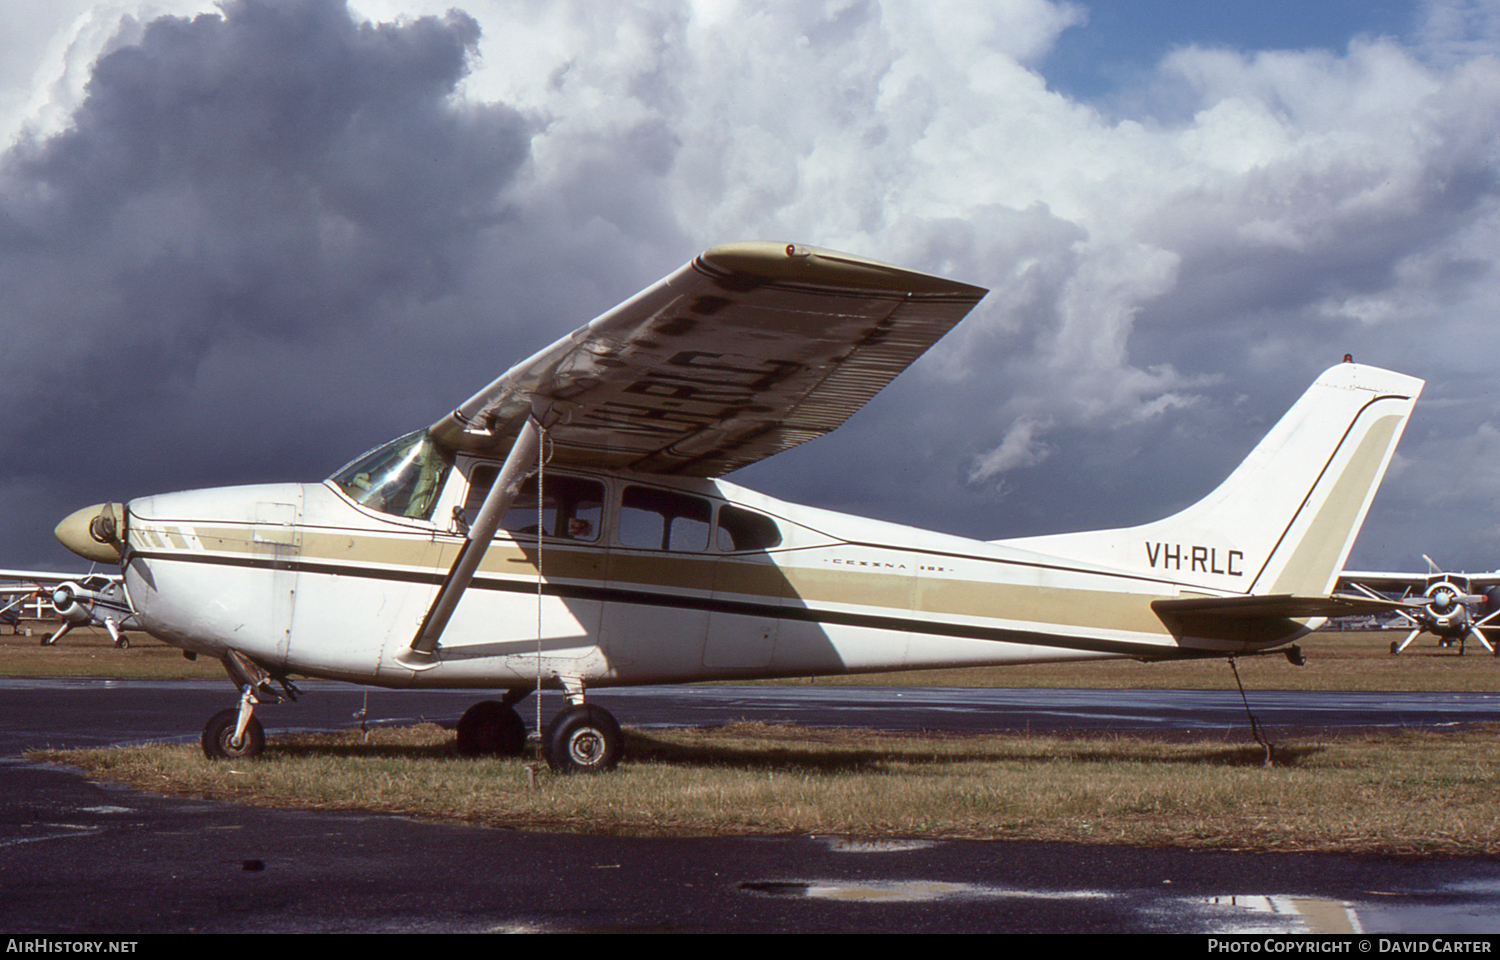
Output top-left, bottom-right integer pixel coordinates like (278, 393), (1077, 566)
(55, 242), (1421, 771)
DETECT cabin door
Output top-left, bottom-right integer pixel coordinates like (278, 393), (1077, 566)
(251, 497), (302, 668)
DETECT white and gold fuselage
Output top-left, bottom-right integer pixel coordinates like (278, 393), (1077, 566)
(121, 468), (1243, 692)
(122, 460), (1351, 701)
(58, 357), (1417, 698)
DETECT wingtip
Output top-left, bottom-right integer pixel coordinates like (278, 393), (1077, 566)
(697, 241), (988, 298)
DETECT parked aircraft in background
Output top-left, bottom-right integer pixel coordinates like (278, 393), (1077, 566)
(0, 574), (46, 631)
(54, 242), (1419, 771)
(0, 569), (134, 646)
(1339, 558), (1500, 655)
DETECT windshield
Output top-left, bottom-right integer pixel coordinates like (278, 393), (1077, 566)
(330, 430), (452, 520)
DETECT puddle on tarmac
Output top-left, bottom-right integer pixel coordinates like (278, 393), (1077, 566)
(739, 879), (1104, 903)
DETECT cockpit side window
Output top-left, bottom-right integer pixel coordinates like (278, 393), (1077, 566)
(464, 468), (604, 543)
(330, 430), (452, 520)
(716, 505), (782, 552)
(618, 485), (711, 552)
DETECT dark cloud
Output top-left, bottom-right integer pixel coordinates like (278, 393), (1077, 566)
(0, 0), (532, 562)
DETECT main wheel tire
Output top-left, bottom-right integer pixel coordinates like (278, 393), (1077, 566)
(456, 700), (528, 757)
(543, 704), (623, 774)
(202, 708), (265, 760)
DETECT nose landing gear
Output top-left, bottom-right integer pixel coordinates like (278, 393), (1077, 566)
(200, 650), (297, 761)
(202, 705), (265, 760)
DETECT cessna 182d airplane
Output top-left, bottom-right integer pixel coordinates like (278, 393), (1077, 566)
(54, 242), (1421, 771)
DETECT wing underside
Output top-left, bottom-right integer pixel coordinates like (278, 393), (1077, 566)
(429, 242), (988, 477)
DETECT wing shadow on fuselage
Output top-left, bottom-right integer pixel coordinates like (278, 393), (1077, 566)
(429, 534), (848, 685)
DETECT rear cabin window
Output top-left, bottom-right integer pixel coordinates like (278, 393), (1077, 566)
(618, 486), (711, 552)
(716, 505), (782, 552)
(465, 469), (603, 543)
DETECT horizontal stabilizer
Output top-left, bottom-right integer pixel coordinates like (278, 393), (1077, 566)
(1153, 593), (1413, 619)
(1153, 593), (1413, 645)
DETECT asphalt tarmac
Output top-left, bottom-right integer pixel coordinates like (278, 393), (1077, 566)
(4, 679), (1500, 934)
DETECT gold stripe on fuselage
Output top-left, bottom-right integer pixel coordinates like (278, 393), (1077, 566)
(141, 520), (1180, 642)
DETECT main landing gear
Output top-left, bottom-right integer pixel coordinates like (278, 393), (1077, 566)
(456, 690), (624, 774)
(456, 697), (529, 757)
(543, 704), (623, 774)
(197, 650), (624, 773)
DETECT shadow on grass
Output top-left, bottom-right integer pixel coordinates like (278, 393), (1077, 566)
(268, 741), (456, 760)
(621, 729), (1326, 773)
(256, 724), (1326, 771)
(264, 729), (457, 761)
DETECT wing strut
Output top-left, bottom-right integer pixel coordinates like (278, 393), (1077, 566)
(398, 417), (543, 667)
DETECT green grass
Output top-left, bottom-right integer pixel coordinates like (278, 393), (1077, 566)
(0, 624), (222, 679)
(34, 722), (1500, 854)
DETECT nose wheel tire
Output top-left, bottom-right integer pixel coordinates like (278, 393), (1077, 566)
(456, 700), (528, 757)
(202, 708), (265, 760)
(543, 704), (623, 774)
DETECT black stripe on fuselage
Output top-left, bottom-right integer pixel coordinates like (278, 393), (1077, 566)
(128, 548), (1241, 661)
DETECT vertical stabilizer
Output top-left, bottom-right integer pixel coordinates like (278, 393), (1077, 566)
(998, 363), (1422, 596)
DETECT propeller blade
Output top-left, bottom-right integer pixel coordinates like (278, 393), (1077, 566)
(1393, 627), (1422, 654)
(1467, 626), (1495, 654)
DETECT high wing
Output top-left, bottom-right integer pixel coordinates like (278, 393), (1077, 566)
(1338, 571), (1500, 593)
(427, 242), (988, 476)
(406, 242), (986, 661)
(0, 571), (59, 614)
(0, 569), (99, 584)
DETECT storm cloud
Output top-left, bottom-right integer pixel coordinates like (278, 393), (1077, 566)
(0, 4), (526, 407)
(4, 0), (1500, 574)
